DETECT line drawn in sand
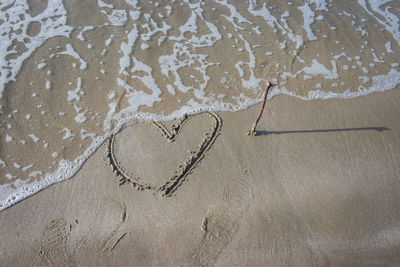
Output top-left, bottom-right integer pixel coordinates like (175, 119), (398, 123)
(107, 111), (222, 196)
(34, 219), (76, 266)
(191, 179), (253, 266)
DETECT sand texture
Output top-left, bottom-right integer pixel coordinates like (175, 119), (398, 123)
(1, 88), (400, 266)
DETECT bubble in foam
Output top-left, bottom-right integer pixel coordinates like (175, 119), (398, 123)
(0, 0), (72, 100)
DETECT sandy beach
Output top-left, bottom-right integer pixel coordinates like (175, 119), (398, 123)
(1, 87), (400, 266)
(2, 0), (400, 266)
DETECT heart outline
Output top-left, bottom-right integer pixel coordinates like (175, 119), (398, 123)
(107, 112), (222, 196)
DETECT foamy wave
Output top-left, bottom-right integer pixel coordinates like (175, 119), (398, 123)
(0, 0), (72, 99)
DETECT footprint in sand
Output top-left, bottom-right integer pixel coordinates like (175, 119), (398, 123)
(34, 199), (127, 266)
(35, 218), (76, 267)
(191, 179), (253, 266)
(72, 200), (128, 262)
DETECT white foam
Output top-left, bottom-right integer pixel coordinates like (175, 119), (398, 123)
(77, 26), (95, 41)
(372, 51), (384, 63)
(107, 91), (116, 100)
(29, 171), (43, 178)
(0, 128), (104, 210)
(305, 68), (400, 100)
(0, 0), (72, 100)
(308, 0), (328, 11)
(165, 6), (172, 16)
(67, 77), (83, 102)
(119, 25), (139, 74)
(98, 0), (113, 9)
(301, 59), (339, 80)
(248, 3), (303, 49)
(80, 129), (97, 140)
(141, 43), (150, 50)
(385, 41), (394, 54)
(358, 0), (400, 46)
(74, 113), (87, 123)
(37, 63), (46, 69)
(119, 58), (163, 112)
(45, 80), (51, 90)
(125, 0), (139, 9)
(159, 2), (221, 100)
(103, 102), (117, 131)
(61, 128), (75, 140)
(356, 26), (369, 36)
(5, 135), (13, 142)
(28, 134), (40, 142)
(105, 36), (113, 46)
(297, 2), (318, 41)
(22, 164), (33, 172)
(167, 84), (176, 95)
(6, 173), (15, 180)
(58, 44), (87, 70)
(107, 10), (128, 26)
(359, 76), (370, 84)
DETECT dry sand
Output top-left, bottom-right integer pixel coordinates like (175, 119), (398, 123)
(1, 88), (400, 266)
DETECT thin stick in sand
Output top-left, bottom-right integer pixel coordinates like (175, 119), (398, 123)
(247, 81), (276, 136)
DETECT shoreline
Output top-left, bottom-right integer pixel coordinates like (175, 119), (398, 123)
(2, 79), (400, 212)
(1, 88), (399, 265)
(2, 1), (400, 264)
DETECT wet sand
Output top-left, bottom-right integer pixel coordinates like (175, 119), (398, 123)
(1, 87), (400, 266)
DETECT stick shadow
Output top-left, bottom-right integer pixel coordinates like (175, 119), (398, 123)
(256, 127), (390, 136)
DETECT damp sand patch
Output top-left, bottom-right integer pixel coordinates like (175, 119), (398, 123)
(107, 112), (222, 196)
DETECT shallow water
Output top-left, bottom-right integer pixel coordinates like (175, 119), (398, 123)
(1, 0), (400, 210)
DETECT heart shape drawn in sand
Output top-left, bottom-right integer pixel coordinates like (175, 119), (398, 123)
(107, 112), (222, 196)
